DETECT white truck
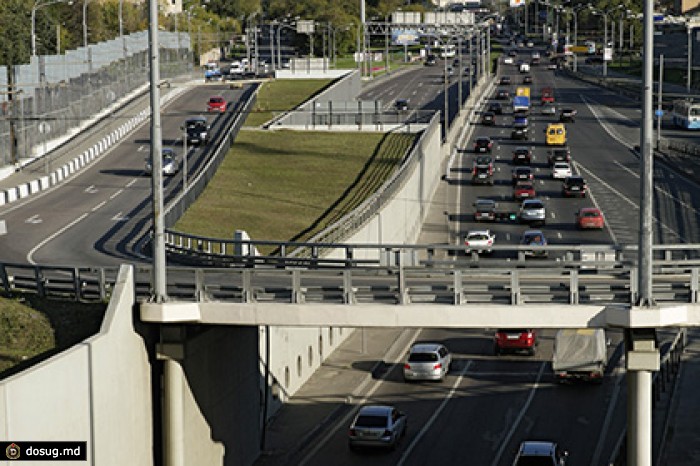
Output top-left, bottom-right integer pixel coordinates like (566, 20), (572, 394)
(553, 328), (607, 383)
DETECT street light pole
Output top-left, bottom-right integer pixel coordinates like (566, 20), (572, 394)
(688, 26), (693, 92)
(32, 0), (72, 57)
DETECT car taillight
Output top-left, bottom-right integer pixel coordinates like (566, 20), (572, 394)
(433, 363), (442, 370)
(590, 372), (602, 379)
(464, 241), (470, 246)
(473, 167), (477, 175)
(404, 363), (411, 370)
(487, 240), (493, 245)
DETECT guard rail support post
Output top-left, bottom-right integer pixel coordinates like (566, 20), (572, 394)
(397, 253), (408, 305)
(73, 268), (81, 301)
(195, 268), (205, 301)
(343, 269), (356, 304)
(510, 270), (520, 305)
(35, 266), (46, 298)
(98, 268), (106, 301)
(292, 269), (305, 304)
(453, 269), (463, 305)
(242, 269), (253, 303)
(345, 247), (354, 268)
(427, 247), (435, 267)
(570, 269), (579, 304)
(630, 267), (638, 304)
(0, 265), (10, 295)
(691, 268), (699, 303)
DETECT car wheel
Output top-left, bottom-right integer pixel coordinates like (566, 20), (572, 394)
(528, 347), (536, 356)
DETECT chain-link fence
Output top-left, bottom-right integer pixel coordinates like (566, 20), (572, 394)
(0, 30), (193, 168)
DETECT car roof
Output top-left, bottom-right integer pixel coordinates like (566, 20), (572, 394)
(519, 441), (557, 456)
(579, 207), (601, 214)
(522, 229), (545, 237)
(522, 199), (543, 206)
(476, 136), (492, 141)
(396, 98), (408, 103)
(476, 198), (496, 205)
(467, 229), (491, 237)
(514, 146), (529, 151)
(357, 405), (393, 416)
(554, 162), (570, 167)
(409, 343), (445, 353)
(514, 166), (532, 172)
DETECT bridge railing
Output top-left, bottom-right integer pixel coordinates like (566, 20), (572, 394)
(1, 259), (699, 306)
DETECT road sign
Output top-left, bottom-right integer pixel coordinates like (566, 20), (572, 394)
(655, 109), (664, 118)
(603, 47), (613, 61)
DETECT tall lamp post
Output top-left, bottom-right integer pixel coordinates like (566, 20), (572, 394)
(590, 8), (609, 76)
(31, 0), (72, 57)
(571, 3), (590, 46)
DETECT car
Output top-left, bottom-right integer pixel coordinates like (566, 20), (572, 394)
(496, 89), (511, 100)
(474, 199), (497, 222)
(348, 405), (407, 450)
(562, 175), (587, 197)
(444, 66), (455, 79)
(540, 87), (554, 104)
(548, 147), (571, 166)
(585, 55), (604, 64)
(473, 136), (494, 153)
(559, 108), (577, 123)
(145, 147), (180, 176)
(517, 41), (524, 48)
(531, 51), (540, 59)
(545, 123), (567, 146)
(520, 229), (548, 257)
(473, 154), (494, 170)
(552, 162), (572, 179)
(184, 116), (210, 145)
(547, 62), (558, 70)
(512, 440), (568, 465)
(531, 56), (541, 65)
(504, 56), (514, 64)
(523, 75), (533, 84)
(519, 199), (546, 225)
(519, 62), (530, 73)
(464, 229), (496, 254)
(512, 166), (534, 184)
(511, 125), (529, 140)
(394, 99), (409, 111)
(207, 95), (227, 112)
(508, 49), (518, 57)
(512, 146), (532, 165)
(527, 41), (535, 48)
(481, 111), (496, 126)
(403, 343), (451, 381)
(499, 76), (512, 85)
(576, 207), (605, 229)
(425, 54), (437, 66)
(495, 329), (537, 355)
(513, 180), (536, 201)
(472, 165), (494, 185)
(489, 102), (504, 115)
(541, 103), (557, 116)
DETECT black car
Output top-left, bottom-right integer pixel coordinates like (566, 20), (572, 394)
(499, 76), (512, 85)
(474, 199), (497, 221)
(523, 75), (533, 84)
(488, 102), (503, 115)
(496, 89), (510, 100)
(508, 49), (518, 57)
(548, 147), (571, 166)
(425, 54), (437, 66)
(184, 116), (210, 145)
(481, 111), (496, 126)
(512, 146), (532, 165)
(562, 175), (588, 197)
(472, 165), (494, 185)
(559, 108), (577, 123)
(473, 136), (494, 153)
(511, 125), (529, 140)
(512, 166), (534, 184)
(394, 99), (409, 111)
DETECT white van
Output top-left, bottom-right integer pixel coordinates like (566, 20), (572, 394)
(519, 62), (530, 73)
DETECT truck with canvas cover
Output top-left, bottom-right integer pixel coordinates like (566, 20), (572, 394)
(553, 328), (607, 383)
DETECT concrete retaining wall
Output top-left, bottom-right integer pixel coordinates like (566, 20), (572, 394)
(0, 265), (153, 466)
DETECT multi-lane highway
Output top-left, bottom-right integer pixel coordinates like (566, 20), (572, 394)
(0, 84), (250, 266)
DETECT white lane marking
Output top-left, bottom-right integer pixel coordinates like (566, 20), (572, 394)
(91, 201), (107, 211)
(397, 361), (474, 466)
(126, 179), (138, 188)
(412, 90), (418, 95)
(590, 370), (624, 465)
(110, 189), (124, 199)
(84, 185), (98, 194)
(298, 329), (422, 466)
(111, 212), (129, 222)
(27, 213), (89, 264)
(25, 215), (42, 224)
(137, 145), (148, 152)
(581, 95), (636, 148)
(490, 362), (547, 466)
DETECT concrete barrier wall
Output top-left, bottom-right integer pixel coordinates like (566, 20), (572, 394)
(0, 265), (153, 466)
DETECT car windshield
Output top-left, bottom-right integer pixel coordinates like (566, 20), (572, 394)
(468, 233), (489, 241)
(582, 211), (600, 218)
(187, 121), (206, 130)
(476, 201), (495, 210)
(210, 97), (224, 103)
(524, 201), (544, 209)
(355, 415), (388, 428)
(554, 163), (569, 169)
(408, 352), (439, 362)
(567, 178), (584, 185)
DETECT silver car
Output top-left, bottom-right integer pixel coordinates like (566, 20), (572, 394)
(348, 405), (407, 450)
(145, 148), (180, 176)
(403, 343), (451, 381)
(519, 199), (546, 226)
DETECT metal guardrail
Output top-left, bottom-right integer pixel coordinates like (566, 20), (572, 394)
(2, 261), (699, 307)
(607, 329), (687, 466)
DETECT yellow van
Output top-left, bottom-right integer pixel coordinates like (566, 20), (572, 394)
(545, 123), (567, 146)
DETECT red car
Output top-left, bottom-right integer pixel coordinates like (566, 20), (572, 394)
(513, 181), (536, 201)
(494, 329), (537, 355)
(541, 87), (554, 104)
(207, 95), (227, 112)
(576, 207), (605, 229)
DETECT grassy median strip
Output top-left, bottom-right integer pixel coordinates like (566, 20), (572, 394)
(245, 79), (333, 127)
(174, 130), (416, 251)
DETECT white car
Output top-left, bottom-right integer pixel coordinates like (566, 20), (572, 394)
(552, 162), (572, 179)
(464, 230), (496, 254)
(504, 56), (514, 65)
(527, 41), (535, 48)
